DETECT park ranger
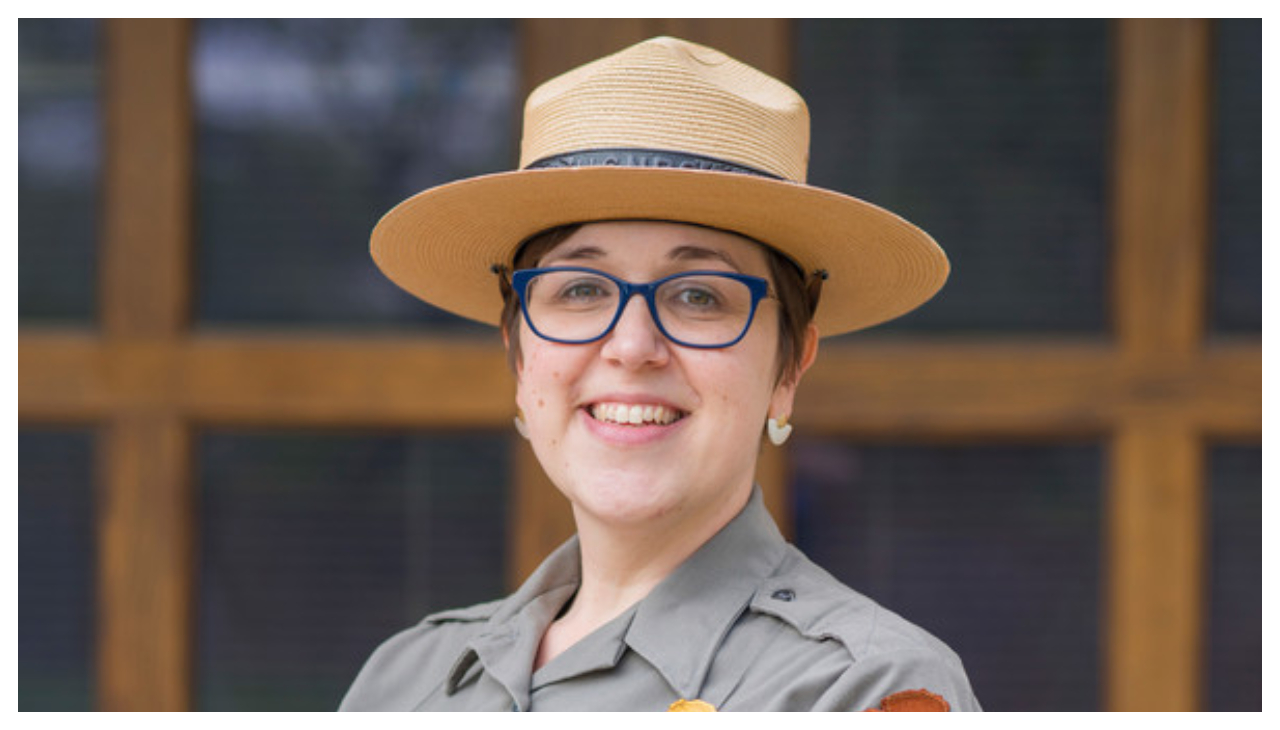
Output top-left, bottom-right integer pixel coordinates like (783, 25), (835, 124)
(341, 36), (979, 712)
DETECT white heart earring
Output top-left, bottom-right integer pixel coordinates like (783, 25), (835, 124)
(513, 408), (530, 440)
(766, 415), (792, 446)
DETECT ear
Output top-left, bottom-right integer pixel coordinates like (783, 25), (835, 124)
(769, 322), (819, 418)
(502, 320), (523, 382)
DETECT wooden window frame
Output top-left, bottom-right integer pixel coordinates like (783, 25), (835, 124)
(17, 18), (1259, 711)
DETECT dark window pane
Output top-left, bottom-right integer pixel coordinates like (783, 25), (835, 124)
(194, 19), (518, 330)
(1210, 19), (1261, 334)
(1206, 445), (1261, 710)
(792, 441), (1101, 710)
(19, 429), (96, 710)
(796, 20), (1108, 335)
(197, 429), (509, 710)
(18, 19), (100, 324)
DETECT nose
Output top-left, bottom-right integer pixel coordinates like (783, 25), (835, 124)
(599, 294), (670, 368)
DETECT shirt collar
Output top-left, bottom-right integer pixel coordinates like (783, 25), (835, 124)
(444, 537), (581, 703)
(445, 487), (789, 702)
(624, 487), (789, 698)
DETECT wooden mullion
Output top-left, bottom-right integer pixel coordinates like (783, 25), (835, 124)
(101, 18), (193, 338)
(95, 18), (195, 711)
(1106, 18), (1213, 711)
(96, 412), (194, 711)
(1113, 18), (1210, 358)
(1105, 420), (1205, 711)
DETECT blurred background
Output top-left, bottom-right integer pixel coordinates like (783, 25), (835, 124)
(18, 18), (1260, 711)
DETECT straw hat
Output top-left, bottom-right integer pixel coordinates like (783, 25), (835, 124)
(371, 36), (948, 336)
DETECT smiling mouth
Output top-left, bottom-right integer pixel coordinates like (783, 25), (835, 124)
(588, 402), (686, 426)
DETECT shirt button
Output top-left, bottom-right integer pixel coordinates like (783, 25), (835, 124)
(771, 588), (796, 602)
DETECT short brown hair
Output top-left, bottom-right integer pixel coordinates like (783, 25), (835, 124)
(497, 223), (818, 386)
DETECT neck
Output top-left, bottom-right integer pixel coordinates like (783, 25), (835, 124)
(534, 484), (752, 669)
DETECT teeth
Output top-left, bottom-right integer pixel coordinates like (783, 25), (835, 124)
(590, 402), (683, 426)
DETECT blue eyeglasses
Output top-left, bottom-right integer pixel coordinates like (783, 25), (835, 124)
(510, 266), (773, 349)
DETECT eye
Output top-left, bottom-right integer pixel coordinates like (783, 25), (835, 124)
(664, 277), (730, 314)
(537, 272), (616, 310)
(676, 286), (719, 308)
(561, 280), (608, 300)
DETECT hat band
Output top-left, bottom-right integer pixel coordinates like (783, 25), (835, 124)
(524, 148), (784, 180)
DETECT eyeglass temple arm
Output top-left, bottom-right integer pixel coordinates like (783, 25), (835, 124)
(491, 264), (514, 301)
(806, 270), (829, 312)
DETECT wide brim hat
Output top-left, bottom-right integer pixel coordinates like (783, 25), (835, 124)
(371, 36), (948, 337)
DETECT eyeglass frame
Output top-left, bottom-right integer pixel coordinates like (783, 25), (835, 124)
(508, 266), (774, 349)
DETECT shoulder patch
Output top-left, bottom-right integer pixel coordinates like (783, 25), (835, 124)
(864, 689), (950, 712)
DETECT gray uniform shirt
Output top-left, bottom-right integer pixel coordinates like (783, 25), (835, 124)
(340, 488), (981, 711)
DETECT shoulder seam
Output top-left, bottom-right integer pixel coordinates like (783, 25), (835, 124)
(755, 548), (962, 665)
(421, 597), (504, 626)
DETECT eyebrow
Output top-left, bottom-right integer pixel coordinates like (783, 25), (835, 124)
(667, 245), (742, 270)
(540, 244), (605, 265)
(542, 244), (743, 271)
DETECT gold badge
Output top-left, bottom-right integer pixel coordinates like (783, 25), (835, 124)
(668, 698), (717, 712)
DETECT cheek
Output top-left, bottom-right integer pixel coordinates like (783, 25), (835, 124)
(688, 349), (776, 415)
(514, 338), (574, 417)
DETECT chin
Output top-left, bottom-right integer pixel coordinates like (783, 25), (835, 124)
(560, 466), (687, 525)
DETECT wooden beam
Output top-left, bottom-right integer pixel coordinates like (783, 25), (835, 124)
(18, 333), (515, 426)
(1106, 18), (1213, 711)
(179, 335), (515, 426)
(95, 19), (195, 711)
(100, 19), (193, 338)
(798, 340), (1259, 437)
(18, 331), (116, 421)
(1106, 420), (1205, 711)
(21, 333), (1259, 434)
(1113, 18), (1211, 359)
(96, 412), (193, 711)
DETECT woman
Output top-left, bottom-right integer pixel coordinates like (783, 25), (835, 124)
(341, 36), (979, 712)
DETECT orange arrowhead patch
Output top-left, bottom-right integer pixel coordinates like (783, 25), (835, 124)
(864, 688), (950, 712)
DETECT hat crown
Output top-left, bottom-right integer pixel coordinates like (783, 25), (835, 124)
(520, 36), (810, 182)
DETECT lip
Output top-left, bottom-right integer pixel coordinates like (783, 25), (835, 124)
(578, 394), (689, 446)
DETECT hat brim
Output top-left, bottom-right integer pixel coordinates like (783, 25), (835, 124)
(371, 166), (948, 337)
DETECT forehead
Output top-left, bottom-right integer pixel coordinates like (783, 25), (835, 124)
(538, 221), (770, 272)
